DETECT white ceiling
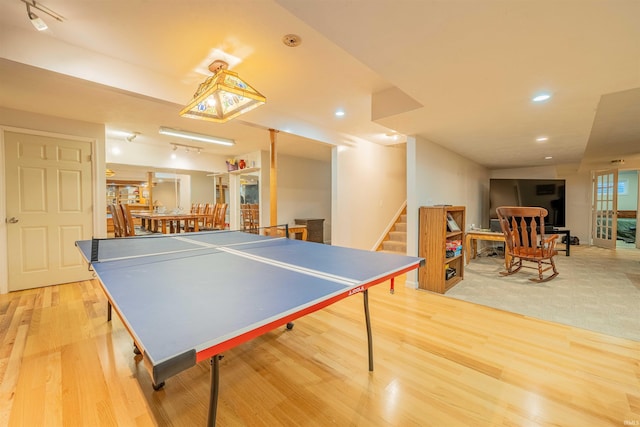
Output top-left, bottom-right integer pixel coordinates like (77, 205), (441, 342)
(1, 0), (639, 170)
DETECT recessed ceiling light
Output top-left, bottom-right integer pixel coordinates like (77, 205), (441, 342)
(532, 93), (551, 102)
(545, 156), (553, 160)
(335, 110), (345, 117)
(536, 136), (548, 142)
(384, 132), (407, 143)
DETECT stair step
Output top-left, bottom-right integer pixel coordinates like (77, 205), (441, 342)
(382, 240), (406, 253)
(379, 249), (406, 255)
(389, 231), (406, 241)
(377, 208), (407, 255)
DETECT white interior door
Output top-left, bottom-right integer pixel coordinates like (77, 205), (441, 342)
(592, 169), (618, 249)
(5, 131), (93, 291)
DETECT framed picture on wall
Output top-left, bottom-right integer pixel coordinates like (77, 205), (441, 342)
(446, 213), (461, 232)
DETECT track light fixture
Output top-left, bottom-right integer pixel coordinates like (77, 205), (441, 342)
(26, 4), (46, 30)
(125, 132), (140, 142)
(170, 142), (203, 153)
(21, 0), (64, 31)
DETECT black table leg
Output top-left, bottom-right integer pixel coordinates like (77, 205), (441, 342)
(363, 289), (374, 371)
(208, 355), (221, 427)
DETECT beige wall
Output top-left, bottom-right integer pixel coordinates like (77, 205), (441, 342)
(190, 172), (217, 205)
(332, 141), (407, 250)
(276, 154), (331, 242)
(405, 136), (490, 288)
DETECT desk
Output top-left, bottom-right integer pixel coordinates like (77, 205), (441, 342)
(466, 229), (570, 269)
(132, 211), (201, 234)
(552, 229), (571, 256)
(465, 230), (511, 269)
(76, 231), (423, 426)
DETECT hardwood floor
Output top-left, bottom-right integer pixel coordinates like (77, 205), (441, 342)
(1, 277), (638, 426)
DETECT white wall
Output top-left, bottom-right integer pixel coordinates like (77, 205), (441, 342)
(190, 172), (217, 205)
(406, 136), (489, 288)
(106, 137), (228, 173)
(413, 138), (489, 229)
(618, 170), (639, 210)
(151, 174), (191, 211)
(557, 165), (592, 244)
(277, 154), (331, 242)
(332, 141), (407, 250)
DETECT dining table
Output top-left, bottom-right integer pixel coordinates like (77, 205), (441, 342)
(131, 211), (203, 234)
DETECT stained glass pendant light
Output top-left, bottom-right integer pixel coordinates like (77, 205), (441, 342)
(179, 60), (266, 123)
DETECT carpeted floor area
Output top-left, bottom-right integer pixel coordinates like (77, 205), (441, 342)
(446, 243), (640, 342)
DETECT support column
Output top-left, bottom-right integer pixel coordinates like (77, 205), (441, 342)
(147, 171), (154, 209)
(269, 129), (278, 226)
(216, 176), (223, 204)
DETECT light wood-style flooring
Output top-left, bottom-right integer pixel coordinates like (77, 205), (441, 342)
(1, 276), (639, 426)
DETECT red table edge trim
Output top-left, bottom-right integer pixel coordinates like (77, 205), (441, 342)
(195, 262), (421, 362)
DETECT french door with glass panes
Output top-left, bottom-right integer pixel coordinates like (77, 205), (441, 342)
(592, 169), (618, 249)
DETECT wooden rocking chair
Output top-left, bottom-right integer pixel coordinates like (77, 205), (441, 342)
(496, 206), (560, 282)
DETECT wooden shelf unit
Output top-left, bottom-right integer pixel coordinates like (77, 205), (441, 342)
(107, 181), (150, 206)
(418, 206), (466, 293)
(207, 167), (260, 177)
(294, 218), (324, 243)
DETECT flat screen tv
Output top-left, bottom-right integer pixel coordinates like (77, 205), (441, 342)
(489, 179), (566, 227)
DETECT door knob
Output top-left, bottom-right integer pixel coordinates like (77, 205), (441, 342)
(6, 217), (19, 223)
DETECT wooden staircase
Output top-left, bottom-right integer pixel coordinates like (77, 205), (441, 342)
(377, 209), (407, 254)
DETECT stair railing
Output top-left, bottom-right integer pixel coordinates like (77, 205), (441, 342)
(372, 200), (407, 251)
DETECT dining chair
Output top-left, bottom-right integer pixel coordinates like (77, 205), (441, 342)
(183, 202), (208, 231)
(120, 204), (154, 236)
(213, 203), (227, 230)
(249, 204), (259, 231)
(108, 204), (125, 237)
(198, 203), (217, 230)
(240, 204), (251, 231)
(496, 206), (560, 282)
(119, 204), (135, 236)
(202, 203), (215, 229)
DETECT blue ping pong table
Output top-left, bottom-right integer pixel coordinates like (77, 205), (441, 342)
(76, 230), (424, 426)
